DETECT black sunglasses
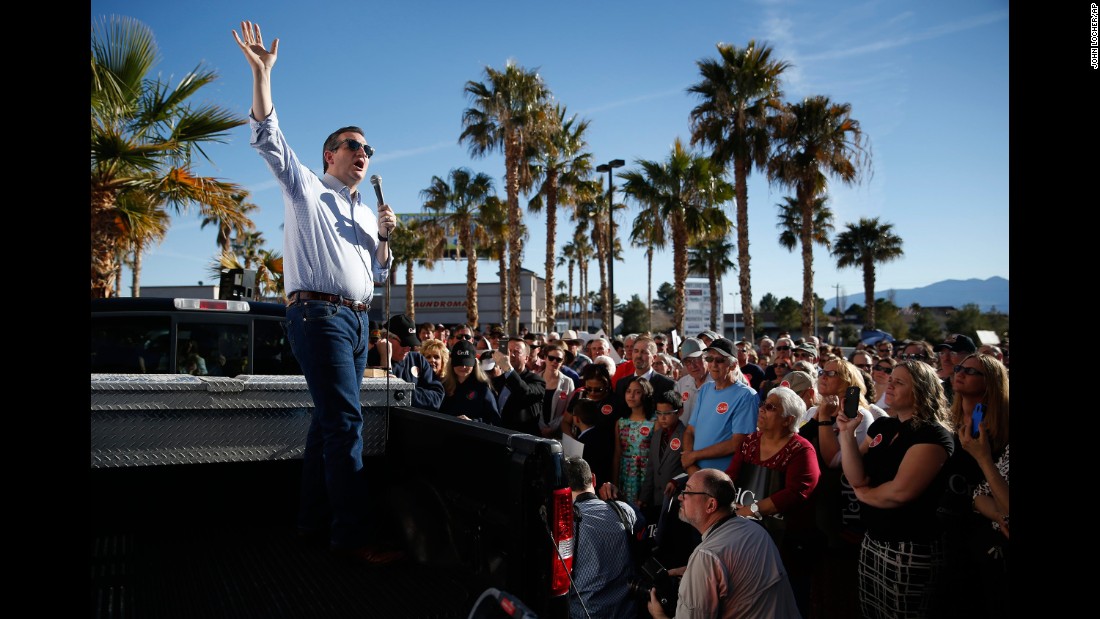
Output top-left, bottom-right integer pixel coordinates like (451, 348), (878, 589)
(953, 364), (984, 376)
(336, 138), (375, 158)
(546, 355), (563, 363)
(776, 345), (792, 351)
(456, 333), (472, 341)
(873, 365), (893, 374)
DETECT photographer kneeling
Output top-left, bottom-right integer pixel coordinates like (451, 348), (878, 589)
(648, 468), (800, 619)
(565, 457), (639, 619)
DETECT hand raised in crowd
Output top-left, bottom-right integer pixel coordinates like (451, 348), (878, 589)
(959, 418), (990, 460)
(598, 481), (620, 501)
(818, 394), (840, 420)
(232, 21), (278, 72)
(493, 350), (512, 373)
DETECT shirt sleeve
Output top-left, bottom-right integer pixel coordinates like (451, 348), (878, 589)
(769, 438), (821, 513)
(677, 549), (724, 618)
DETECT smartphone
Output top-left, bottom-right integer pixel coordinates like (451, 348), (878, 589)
(843, 386), (861, 419)
(971, 403), (984, 439)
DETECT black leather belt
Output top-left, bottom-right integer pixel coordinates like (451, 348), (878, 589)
(287, 290), (369, 312)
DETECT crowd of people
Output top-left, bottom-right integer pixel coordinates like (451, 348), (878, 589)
(361, 316), (1009, 619)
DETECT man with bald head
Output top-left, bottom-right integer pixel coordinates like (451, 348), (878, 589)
(647, 468), (798, 619)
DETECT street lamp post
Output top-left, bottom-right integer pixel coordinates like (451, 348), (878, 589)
(596, 158), (624, 335)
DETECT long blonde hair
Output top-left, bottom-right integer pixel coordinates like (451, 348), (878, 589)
(948, 354), (1009, 454)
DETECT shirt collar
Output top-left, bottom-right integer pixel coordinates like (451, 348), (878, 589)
(321, 173), (362, 203)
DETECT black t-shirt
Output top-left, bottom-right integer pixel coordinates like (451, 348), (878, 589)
(861, 416), (955, 542)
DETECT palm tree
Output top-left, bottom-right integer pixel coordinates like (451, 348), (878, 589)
(115, 189), (170, 298)
(387, 217), (443, 321)
(832, 217), (904, 330)
(687, 227), (736, 331)
(688, 40), (790, 345)
(421, 168), (498, 328)
(202, 191), (259, 254)
(629, 198), (668, 332)
(526, 104), (594, 330)
(768, 95), (871, 336)
(619, 138), (733, 333)
(461, 61), (552, 334)
(91, 15), (248, 298)
(776, 194), (834, 251)
(557, 241), (578, 328)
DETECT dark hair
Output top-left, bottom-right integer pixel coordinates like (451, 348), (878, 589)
(573, 398), (602, 426)
(580, 363), (612, 385)
(564, 457), (593, 491)
(654, 390), (683, 411)
(624, 377), (656, 420)
(322, 126), (365, 172)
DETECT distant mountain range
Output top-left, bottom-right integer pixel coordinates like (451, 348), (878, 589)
(822, 276), (1009, 314)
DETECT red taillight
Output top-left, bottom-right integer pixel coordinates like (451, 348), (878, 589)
(550, 487), (574, 596)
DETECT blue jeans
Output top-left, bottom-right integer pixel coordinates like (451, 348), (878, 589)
(286, 300), (370, 550)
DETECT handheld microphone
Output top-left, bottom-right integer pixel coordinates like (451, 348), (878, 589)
(369, 175), (385, 208)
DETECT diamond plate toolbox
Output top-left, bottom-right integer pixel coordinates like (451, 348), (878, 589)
(91, 374), (412, 468)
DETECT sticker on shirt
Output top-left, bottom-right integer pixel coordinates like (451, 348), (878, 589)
(640, 425), (651, 437)
(411, 366), (419, 379)
(466, 391), (476, 400)
(669, 438), (682, 451)
(715, 401), (729, 415)
(559, 391), (568, 400)
(870, 433), (884, 448)
(601, 404), (613, 416)
(681, 391), (690, 402)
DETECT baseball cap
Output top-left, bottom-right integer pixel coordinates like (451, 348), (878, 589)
(933, 334), (977, 354)
(451, 340), (478, 367)
(793, 343), (818, 357)
(704, 337), (737, 360)
(479, 350), (496, 372)
(386, 314), (420, 348)
(779, 371), (815, 396)
(678, 337), (706, 360)
(697, 329), (720, 341)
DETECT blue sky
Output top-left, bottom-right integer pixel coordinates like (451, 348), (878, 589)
(94, 0), (1009, 313)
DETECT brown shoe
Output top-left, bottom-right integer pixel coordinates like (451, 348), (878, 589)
(330, 544), (405, 566)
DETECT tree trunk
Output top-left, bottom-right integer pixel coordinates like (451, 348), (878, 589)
(646, 248), (653, 333)
(799, 185), (815, 338)
(544, 170), (558, 329)
(91, 188), (120, 298)
(709, 263), (718, 330)
(672, 210), (688, 335)
(131, 241), (143, 298)
(505, 141), (523, 335)
(463, 227), (480, 329)
(499, 253), (508, 331)
(734, 158), (755, 344)
(404, 261), (414, 321)
(580, 261), (588, 330)
(567, 259), (575, 329)
(863, 257), (876, 330)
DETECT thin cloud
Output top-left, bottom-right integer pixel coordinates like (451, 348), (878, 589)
(801, 11), (1007, 63)
(577, 87), (687, 116)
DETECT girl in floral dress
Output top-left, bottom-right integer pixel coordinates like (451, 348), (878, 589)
(613, 377), (656, 505)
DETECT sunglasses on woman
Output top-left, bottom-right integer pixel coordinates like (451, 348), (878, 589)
(873, 365), (893, 374)
(953, 365), (983, 376)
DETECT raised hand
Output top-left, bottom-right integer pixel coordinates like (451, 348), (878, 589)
(232, 21), (278, 72)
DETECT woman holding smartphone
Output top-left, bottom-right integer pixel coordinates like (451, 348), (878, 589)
(836, 360), (954, 618)
(938, 353), (1010, 616)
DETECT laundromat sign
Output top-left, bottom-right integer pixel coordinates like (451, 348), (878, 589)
(414, 300), (468, 308)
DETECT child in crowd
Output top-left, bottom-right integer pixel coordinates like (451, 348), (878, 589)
(613, 377), (656, 505)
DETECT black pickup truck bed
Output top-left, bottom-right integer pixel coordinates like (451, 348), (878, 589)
(90, 459), (483, 619)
